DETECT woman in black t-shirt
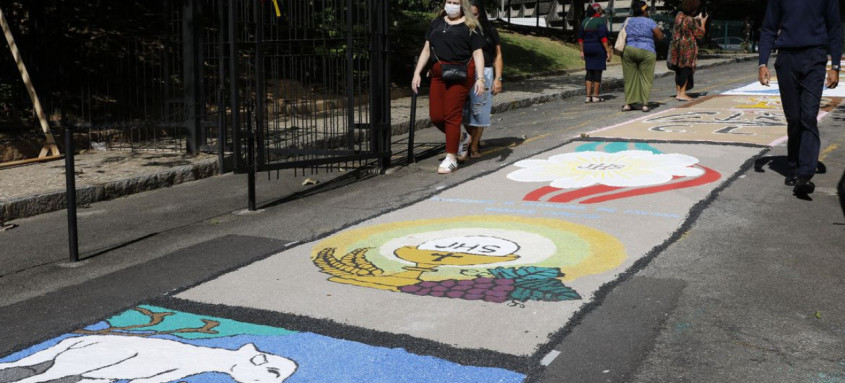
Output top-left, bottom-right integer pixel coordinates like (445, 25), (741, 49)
(412, 0), (485, 174)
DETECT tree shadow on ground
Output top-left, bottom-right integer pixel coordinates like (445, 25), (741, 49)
(476, 136), (527, 163)
(258, 166), (381, 211)
(258, 134), (527, 210)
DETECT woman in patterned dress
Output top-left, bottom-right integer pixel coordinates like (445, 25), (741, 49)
(670, 0), (708, 101)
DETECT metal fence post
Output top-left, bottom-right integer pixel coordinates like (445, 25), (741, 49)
(373, 0), (391, 171)
(246, 100), (256, 211)
(217, 0), (227, 172)
(254, 0), (266, 168)
(407, 92), (417, 164)
(345, 0), (356, 150)
(64, 127), (79, 262)
(228, 0), (241, 172)
(182, 0), (202, 154)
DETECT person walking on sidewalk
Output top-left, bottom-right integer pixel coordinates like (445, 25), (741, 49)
(412, 0), (485, 174)
(462, 0), (503, 160)
(758, 0), (841, 195)
(621, 1), (664, 112)
(669, 0), (707, 101)
(579, 3), (612, 103)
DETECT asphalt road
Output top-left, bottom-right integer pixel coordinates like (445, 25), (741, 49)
(1, 59), (844, 383)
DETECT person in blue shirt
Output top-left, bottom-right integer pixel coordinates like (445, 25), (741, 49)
(757, 0), (841, 196)
(620, 1), (664, 112)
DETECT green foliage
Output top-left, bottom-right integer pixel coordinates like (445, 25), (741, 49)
(389, 9), (437, 85)
(498, 30), (584, 77)
(393, 0), (441, 13)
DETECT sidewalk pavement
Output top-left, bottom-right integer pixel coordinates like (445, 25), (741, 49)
(0, 54), (756, 223)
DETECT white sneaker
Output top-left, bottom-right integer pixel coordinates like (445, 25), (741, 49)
(457, 133), (471, 162)
(437, 155), (458, 174)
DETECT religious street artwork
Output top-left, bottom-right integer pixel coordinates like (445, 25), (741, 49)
(581, 92), (845, 145)
(508, 142), (721, 204)
(721, 77), (845, 98)
(0, 306), (297, 383)
(677, 94), (841, 113)
(312, 215), (626, 304)
(175, 141), (763, 357)
(0, 305), (525, 383)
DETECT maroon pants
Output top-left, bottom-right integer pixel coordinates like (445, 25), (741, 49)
(429, 61), (476, 154)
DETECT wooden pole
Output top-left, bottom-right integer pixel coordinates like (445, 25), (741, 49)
(0, 6), (61, 158)
(0, 155), (61, 168)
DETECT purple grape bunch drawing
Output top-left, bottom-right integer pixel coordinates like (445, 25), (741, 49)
(399, 266), (581, 303)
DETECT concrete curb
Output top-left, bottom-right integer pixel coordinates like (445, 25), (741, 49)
(1, 159), (218, 222)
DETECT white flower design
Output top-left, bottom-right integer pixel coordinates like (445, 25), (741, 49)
(507, 150), (705, 188)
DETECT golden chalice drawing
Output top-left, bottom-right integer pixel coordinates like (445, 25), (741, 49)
(313, 235), (521, 291)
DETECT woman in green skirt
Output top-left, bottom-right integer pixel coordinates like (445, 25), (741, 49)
(620, 1), (664, 112)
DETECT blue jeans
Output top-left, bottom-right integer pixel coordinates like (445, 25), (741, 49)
(462, 67), (494, 127)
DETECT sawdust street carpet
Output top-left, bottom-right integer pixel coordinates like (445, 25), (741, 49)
(3, 83), (835, 383)
(587, 94), (841, 145)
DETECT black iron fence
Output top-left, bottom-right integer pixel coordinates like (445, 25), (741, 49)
(0, 1), (192, 153)
(230, 0), (391, 173)
(0, 0), (391, 173)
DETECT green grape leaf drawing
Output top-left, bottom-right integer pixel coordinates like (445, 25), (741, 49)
(490, 267), (581, 302)
(489, 266), (562, 280)
(512, 278), (581, 302)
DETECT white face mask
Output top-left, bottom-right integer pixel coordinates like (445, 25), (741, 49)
(444, 3), (461, 17)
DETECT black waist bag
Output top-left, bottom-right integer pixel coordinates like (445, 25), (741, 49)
(433, 47), (470, 84)
(440, 62), (468, 82)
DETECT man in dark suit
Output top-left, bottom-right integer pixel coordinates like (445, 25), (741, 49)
(757, 0), (841, 196)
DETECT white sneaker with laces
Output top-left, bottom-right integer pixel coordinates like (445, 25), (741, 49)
(457, 133), (471, 162)
(437, 155), (458, 174)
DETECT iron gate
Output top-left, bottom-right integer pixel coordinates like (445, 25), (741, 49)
(224, 0), (392, 175)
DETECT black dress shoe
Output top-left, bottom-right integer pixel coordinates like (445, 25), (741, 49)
(816, 161), (827, 174)
(784, 173), (798, 186)
(793, 178), (815, 195)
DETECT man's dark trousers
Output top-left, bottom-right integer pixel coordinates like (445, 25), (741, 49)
(839, 169), (845, 219)
(775, 47), (827, 179)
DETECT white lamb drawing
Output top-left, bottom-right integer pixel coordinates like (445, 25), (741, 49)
(0, 335), (297, 383)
